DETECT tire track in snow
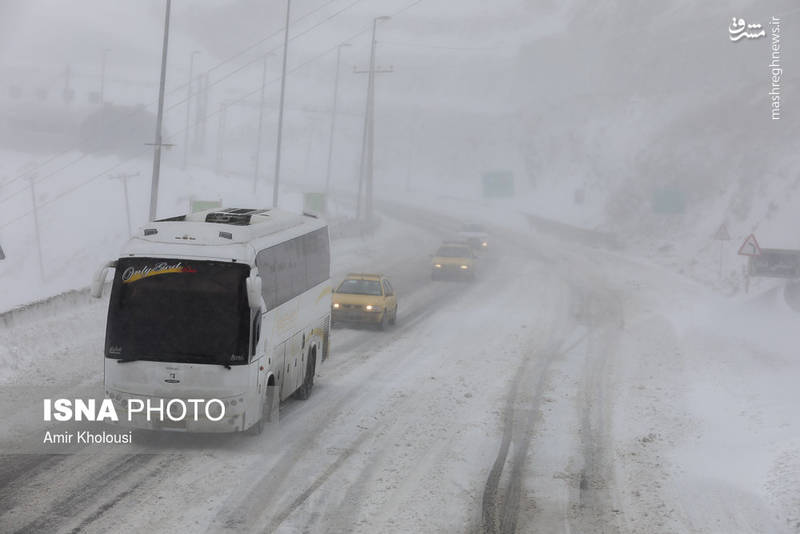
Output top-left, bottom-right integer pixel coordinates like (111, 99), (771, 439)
(204, 205), (514, 533)
(571, 289), (625, 533)
(480, 331), (588, 534)
(204, 274), (478, 533)
(9, 453), (160, 534)
(0, 454), (66, 508)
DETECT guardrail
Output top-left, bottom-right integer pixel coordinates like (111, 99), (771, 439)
(0, 285), (108, 328)
(520, 211), (622, 250)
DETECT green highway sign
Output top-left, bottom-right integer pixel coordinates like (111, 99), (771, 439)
(482, 171), (515, 198)
(303, 192), (327, 216)
(190, 199), (222, 213)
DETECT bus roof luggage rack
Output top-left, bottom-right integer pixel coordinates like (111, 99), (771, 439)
(205, 208), (269, 226)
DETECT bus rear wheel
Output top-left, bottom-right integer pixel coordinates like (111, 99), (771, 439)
(295, 352), (316, 400)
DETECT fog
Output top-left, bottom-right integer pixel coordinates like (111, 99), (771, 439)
(0, 1), (799, 533)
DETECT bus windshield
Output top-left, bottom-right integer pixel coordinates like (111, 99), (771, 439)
(104, 258), (250, 366)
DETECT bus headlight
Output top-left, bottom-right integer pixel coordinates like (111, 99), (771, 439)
(207, 401), (223, 419)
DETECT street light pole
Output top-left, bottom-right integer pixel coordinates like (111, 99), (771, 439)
(148, 0), (172, 222)
(324, 43), (350, 199)
(272, 0), (292, 208)
(182, 50), (200, 170)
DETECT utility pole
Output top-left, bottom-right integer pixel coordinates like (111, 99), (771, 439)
(216, 102), (228, 174)
(194, 73), (209, 154)
(405, 122), (416, 192)
(353, 61), (393, 217)
(27, 172), (45, 281)
(148, 0), (172, 222)
(110, 172), (140, 236)
(324, 43), (351, 198)
(99, 48), (110, 104)
(62, 65), (74, 104)
(272, 0), (292, 208)
(253, 52), (272, 194)
(182, 50), (200, 170)
(355, 16), (391, 222)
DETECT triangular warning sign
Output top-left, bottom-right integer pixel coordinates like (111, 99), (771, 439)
(738, 234), (761, 256)
(713, 224), (731, 241)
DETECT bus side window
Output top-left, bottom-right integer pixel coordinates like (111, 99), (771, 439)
(256, 249), (278, 309)
(304, 228), (330, 287)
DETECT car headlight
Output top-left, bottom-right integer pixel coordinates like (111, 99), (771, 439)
(434, 264), (442, 268)
(481, 241), (488, 247)
(333, 303), (340, 308)
(460, 265), (469, 270)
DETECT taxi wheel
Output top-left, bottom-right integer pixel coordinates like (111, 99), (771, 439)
(389, 305), (397, 325)
(378, 312), (388, 331)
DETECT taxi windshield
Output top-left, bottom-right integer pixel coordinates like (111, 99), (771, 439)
(337, 279), (382, 296)
(436, 246), (471, 258)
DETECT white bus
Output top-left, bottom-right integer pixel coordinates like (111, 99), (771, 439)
(91, 208), (331, 434)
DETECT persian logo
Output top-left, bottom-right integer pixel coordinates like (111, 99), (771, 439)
(122, 261), (197, 284)
(729, 17), (765, 41)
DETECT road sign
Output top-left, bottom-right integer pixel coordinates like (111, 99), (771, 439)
(713, 224), (731, 241)
(738, 234), (761, 256)
(748, 249), (800, 278)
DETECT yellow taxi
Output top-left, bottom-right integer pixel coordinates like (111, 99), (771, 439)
(331, 273), (398, 330)
(431, 242), (477, 280)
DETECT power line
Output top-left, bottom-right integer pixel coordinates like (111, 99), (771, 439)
(0, 0), (353, 194)
(380, 40), (511, 51)
(0, 0), (428, 230)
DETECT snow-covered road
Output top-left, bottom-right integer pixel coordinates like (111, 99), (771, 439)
(1, 205), (798, 533)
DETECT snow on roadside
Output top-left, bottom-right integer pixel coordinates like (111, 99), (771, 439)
(603, 253), (800, 533)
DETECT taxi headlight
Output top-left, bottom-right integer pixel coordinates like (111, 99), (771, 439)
(481, 241), (488, 247)
(434, 264), (442, 268)
(365, 305), (381, 311)
(333, 303), (340, 308)
(460, 265), (469, 270)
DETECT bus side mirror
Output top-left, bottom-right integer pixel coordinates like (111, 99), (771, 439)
(91, 260), (117, 298)
(246, 273), (262, 309)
